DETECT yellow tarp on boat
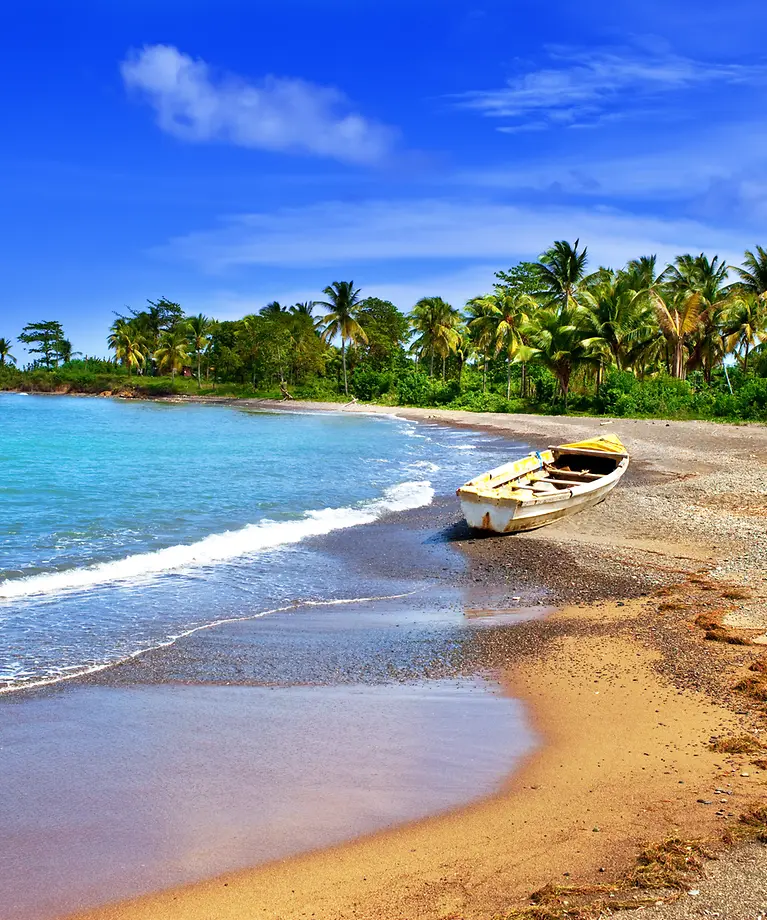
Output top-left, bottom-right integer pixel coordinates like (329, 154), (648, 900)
(557, 434), (626, 454)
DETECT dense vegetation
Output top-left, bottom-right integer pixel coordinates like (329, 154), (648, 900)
(2, 241), (767, 422)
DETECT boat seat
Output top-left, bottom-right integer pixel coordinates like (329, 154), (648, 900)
(548, 469), (601, 481)
(526, 480), (564, 493)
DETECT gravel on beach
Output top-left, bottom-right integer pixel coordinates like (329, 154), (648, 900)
(80, 398), (767, 919)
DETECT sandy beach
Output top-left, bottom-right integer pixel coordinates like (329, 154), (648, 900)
(55, 404), (766, 920)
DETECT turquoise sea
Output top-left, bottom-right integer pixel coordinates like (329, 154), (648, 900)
(0, 394), (518, 692)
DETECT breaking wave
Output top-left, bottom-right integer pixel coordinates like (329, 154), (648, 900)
(0, 481), (434, 601)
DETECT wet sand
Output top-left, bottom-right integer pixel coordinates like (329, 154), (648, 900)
(1, 675), (532, 920)
(62, 401), (767, 920)
(9, 402), (767, 920)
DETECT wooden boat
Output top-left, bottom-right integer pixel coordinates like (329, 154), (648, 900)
(457, 434), (629, 534)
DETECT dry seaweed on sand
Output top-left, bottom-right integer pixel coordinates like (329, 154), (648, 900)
(724, 804), (767, 844)
(733, 675), (767, 701)
(694, 610), (754, 645)
(709, 733), (764, 754)
(720, 587), (751, 601)
(625, 837), (710, 890)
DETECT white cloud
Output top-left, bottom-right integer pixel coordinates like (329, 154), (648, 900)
(120, 44), (396, 164)
(188, 265), (503, 317)
(454, 46), (767, 131)
(159, 198), (750, 274)
(454, 120), (767, 218)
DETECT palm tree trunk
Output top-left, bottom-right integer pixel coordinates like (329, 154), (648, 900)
(429, 350), (434, 378)
(342, 338), (348, 395)
(744, 341), (750, 375)
(442, 355), (446, 380)
(521, 362), (527, 399)
(673, 339), (685, 379)
(197, 352), (202, 388)
(506, 357), (511, 400)
(482, 355), (487, 393)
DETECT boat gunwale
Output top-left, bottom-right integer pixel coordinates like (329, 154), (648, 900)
(457, 453), (628, 509)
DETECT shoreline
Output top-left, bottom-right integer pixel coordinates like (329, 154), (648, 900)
(69, 591), (765, 920)
(62, 404), (767, 919)
(5, 396), (766, 918)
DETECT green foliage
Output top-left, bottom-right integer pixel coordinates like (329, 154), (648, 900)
(356, 298), (409, 369)
(18, 320), (69, 368)
(597, 370), (695, 417)
(350, 366), (393, 401)
(5, 242), (767, 425)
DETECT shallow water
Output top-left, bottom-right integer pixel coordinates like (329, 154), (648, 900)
(0, 395), (523, 691)
(0, 674), (534, 920)
(0, 396), (538, 920)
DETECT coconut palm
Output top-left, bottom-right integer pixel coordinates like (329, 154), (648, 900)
(465, 297), (499, 392)
(187, 313), (212, 386)
(409, 297), (462, 379)
(260, 301), (288, 317)
(0, 337), (16, 366)
(108, 318), (148, 377)
(663, 254), (733, 380)
(155, 326), (190, 380)
(536, 239), (589, 310)
(524, 305), (594, 405)
(622, 255), (661, 292)
(733, 246), (767, 297)
(647, 287), (705, 379)
(318, 281), (368, 395)
(580, 272), (658, 377)
(723, 293), (766, 374)
(290, 301), (316, 317)
(470, 290), (537, 399)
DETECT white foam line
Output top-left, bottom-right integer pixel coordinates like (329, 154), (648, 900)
(0, 588), (425, 696)
(0, 481), (434, 601)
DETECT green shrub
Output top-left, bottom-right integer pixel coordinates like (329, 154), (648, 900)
(396, 371), (435, 405)
(350, 366), (391, 401)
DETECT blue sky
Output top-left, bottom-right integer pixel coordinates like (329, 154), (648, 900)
(2, 0), (767, 358)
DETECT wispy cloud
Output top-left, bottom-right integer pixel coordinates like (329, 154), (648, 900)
(186, 265), (503, 317)
(120, 44), (396, 164)
(159, 198), (749, 274)
(454, 119), (767, 221)
(454, 46), (767, 131)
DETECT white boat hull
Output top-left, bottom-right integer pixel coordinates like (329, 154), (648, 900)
(460, 472), (622, 533)
(457, 437), (629, 534)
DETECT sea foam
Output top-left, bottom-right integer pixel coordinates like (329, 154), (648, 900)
(0, 481), (434, 601)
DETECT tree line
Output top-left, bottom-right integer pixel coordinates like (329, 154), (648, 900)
(2, 241), (766, 417)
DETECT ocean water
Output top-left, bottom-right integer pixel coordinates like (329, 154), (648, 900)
(0, 394), (518, 692)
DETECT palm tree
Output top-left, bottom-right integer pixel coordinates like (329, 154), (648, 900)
(622, 255), (660, 292)
(260, 301), (288, 317)
(409, 297), (462, 379)
(469, 290), (536, 398)
(465, 298), (499, 392)
(536, 239), (589, 310)
(187, 313), (212, 387)
(0, 337), (16, 366)
(579, 270), (657, 384)
(318, 281), (368, 395)
(155, 326), (189, 380)
(108, 318), (147, 377)
(290, 301), (317, 317)
(647, 287), (704, 379)
(524, 304), (593, 406)
(663, 254), (732, 381)
(733, 246), (767, 297)
(723, 293), (766, 374)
